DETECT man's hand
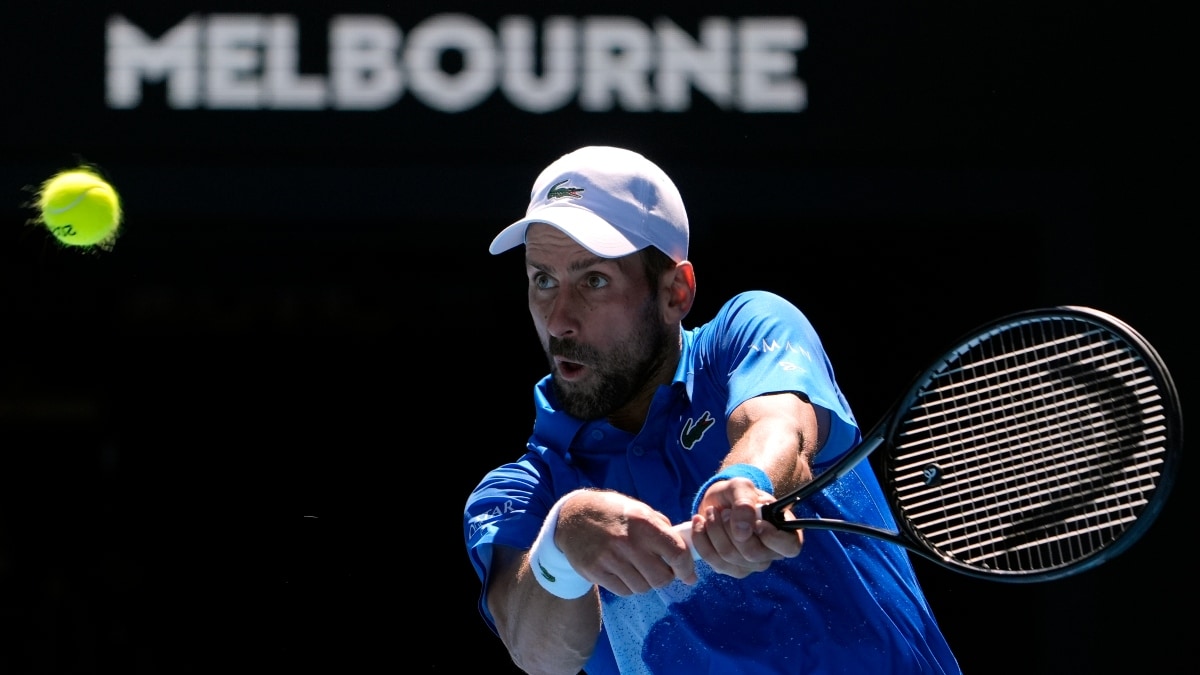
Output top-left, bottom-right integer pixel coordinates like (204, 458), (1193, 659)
(557, 489), (698, 595)
(686, 476), (803, 578)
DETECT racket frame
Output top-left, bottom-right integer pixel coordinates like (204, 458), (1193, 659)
(754, 306), (1181, 582)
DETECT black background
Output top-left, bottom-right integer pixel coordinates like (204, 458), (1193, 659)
(0, 2), (1189, 673)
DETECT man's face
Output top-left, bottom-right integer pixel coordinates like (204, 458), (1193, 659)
(524, 223), (672, 420)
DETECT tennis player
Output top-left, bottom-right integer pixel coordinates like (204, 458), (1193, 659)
(463, 146), (961, 674)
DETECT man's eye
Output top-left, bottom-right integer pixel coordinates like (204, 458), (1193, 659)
(585, 275), (609, 289)
(533, 274), (556, 290)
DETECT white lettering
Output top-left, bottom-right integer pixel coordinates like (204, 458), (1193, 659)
(106, 14), (201, 108)
(657, 18), (733, 111)
(580, 17), (654, 112)
(405, 13), (496, 113)
(105, 13), (807, 114)
(264, 14), (326, 109)
(499, 16), (576, 114)
(205, 14), (265, 109)
(739, 18), (807, 111)
(329, 15), (403, 110)
(748, 340), (811, 360)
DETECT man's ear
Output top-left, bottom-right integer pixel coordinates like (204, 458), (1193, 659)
(663, 261), (696, 322)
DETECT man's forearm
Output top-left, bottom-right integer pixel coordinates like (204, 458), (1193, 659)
(487, 545), (601, 675)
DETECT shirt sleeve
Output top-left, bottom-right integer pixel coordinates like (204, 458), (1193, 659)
(462, 446), (579, 634)
(703, 290), (861, 466)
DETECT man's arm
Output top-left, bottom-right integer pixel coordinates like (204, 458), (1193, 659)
(486, 544), (600, 675)
(689, 391), (829, 576)
(485, 489), (698, 674)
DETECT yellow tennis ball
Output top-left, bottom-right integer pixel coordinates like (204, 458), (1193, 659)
(36, 168), (123, 248)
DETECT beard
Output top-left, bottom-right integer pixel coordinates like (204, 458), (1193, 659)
(547, 296), (673, 420)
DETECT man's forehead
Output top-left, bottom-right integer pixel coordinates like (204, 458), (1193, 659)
(526, 250), (621, 273)
(523, 222), (646, 273)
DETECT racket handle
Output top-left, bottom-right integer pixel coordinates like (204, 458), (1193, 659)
(671, 521), (701, 560)
(672, 504), (766, 561)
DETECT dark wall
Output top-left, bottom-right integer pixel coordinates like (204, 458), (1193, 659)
(1, 2), (1188, 674)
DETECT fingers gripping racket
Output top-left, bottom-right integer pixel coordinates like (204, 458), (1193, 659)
(679, 306), (1182, 582)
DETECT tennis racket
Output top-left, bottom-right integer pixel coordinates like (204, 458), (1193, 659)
(677, 305), (1181, 582)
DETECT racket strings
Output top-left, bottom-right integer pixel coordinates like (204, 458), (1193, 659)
(887, 315), (1171, 575)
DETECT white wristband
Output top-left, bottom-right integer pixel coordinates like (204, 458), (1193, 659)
(529, 494), (592, 599)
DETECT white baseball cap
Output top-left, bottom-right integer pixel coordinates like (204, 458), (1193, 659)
(489, 146), (689, 262)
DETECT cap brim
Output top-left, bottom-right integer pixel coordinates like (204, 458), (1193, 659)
(489, 203), (649, 258)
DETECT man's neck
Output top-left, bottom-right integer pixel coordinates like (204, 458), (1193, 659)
(606, 336), (682, 433)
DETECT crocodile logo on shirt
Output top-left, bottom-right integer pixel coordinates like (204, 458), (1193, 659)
(681, 410), (717, 450)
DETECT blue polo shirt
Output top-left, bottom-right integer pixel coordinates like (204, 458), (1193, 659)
(464, 290), (960, 675)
